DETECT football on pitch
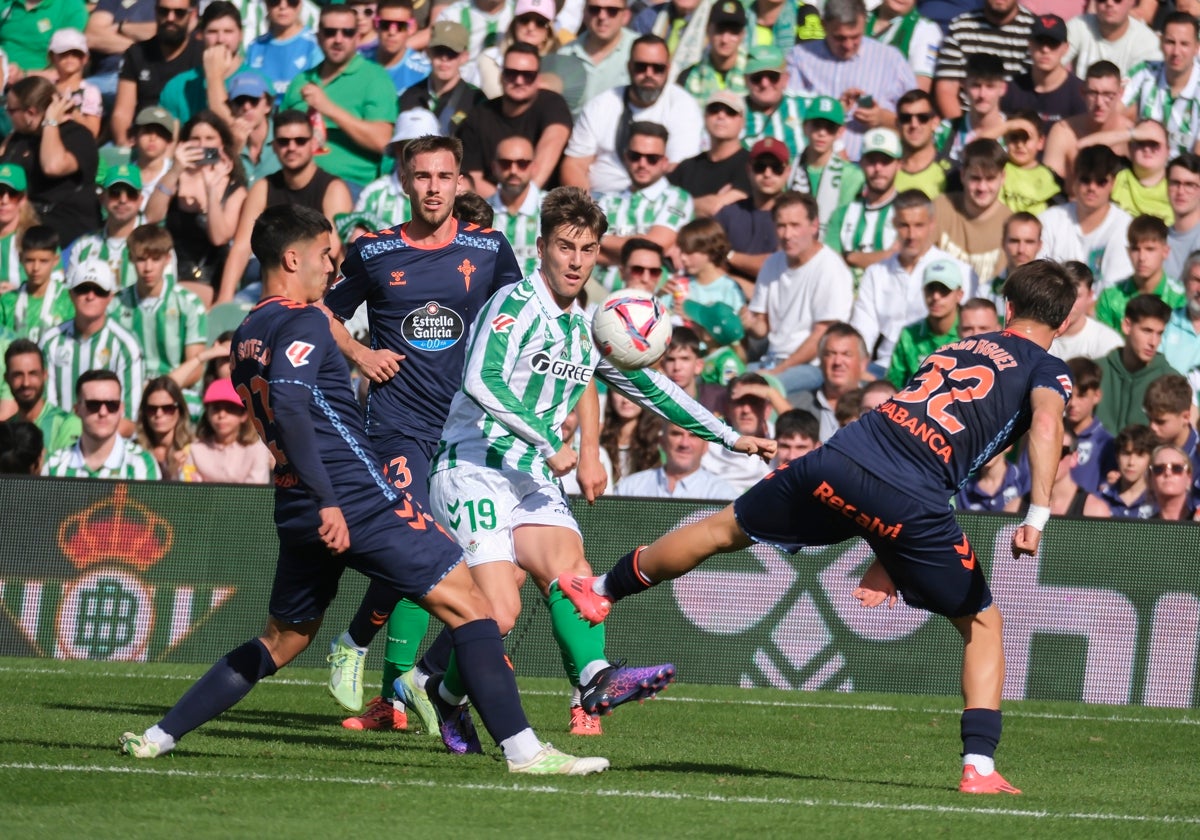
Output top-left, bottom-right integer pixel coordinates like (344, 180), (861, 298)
(592, 289), (673, 370)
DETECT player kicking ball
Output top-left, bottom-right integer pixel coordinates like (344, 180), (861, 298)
(119, 205), (607, 775)
(561, 260), (1079, 794)
(395, 186), (775, 744)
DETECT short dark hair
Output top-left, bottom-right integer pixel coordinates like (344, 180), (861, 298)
(402, 134), (463, 169)
(320, 3), (356, 24)
(1144, 373), (1192, 416)
(1163, 10), (1199, 38)
(961, 138), (1008, 175)
(19, 225), (58, 254)
(0, 420), (42, 475)
(273, 108), (312, 135)
(75, 368), (121, 399)
(201, 0), (241, 29)
(896, 88), (934, 111)
(4, 337), (42, 369)
(128, 224), (173, 259)
(1075, 145), (1123, 182)
(1067, 355), (1102, 392)
(628, 120), (669, 144)
(454, 191), (494, 227)
(669, 325), (703, 356)
(1003, 259), (1075, 329)
(1085, 60), (1121, 82)
(630, 33), (668, 55)
(1169, 152), (1200, 179)
(1008, 109), (1045, 138)
(962, 297), (998, 317)
(251, 205), (333, 270)
(620, 237), (662, 265)
(1127, 214), (1169, 245)
(893, 188), (933, 215)
(1116, 423), (1158, 455)
(771, 190), (819, 224)
(775, 408), (819, 442)
(1124, 293), (1172, 325)
(1004, 212), (1041, 238)
(965, 53), (1006, 82)
(1062, 260), (1095, 292)
(539, 186), (608, 242)
(504, 41), (541, 65)
(377, 0), (414, 11)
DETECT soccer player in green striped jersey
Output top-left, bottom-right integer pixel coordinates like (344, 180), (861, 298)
(111, 225), (209, 386)
(41, 369), (161, 479)
(4, 339), (82, 456)
(39, 260), (144, 427)
(403, 186), (775, 738)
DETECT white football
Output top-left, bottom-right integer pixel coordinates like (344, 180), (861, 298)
(592, 289), (672, 370)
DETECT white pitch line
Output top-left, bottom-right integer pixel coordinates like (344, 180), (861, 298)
(0, 762), (1197, 826)
(2, 664), (1198, 726)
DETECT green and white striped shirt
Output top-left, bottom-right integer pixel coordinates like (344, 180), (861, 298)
(111, 280), (208, 378)
(826, 195), (898, 272)
(39, 320), (145, 420)
(354, 173), (413, 228)
(68, 219), (176, 290)
(43, 435), (162, 480)
(596, 179), (694, 291)
(487, 184), (541, 278)
(1124, 60), (1200, 158)
(0, 275), (74, 343)
(743, 96), (809, 160)
(442, 0), (511, 60)
(433, 271), (739, 481)
(0, 230), (23, 285)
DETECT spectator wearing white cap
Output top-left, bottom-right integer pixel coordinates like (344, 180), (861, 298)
(217, 109), (353, 304)
(223, 72), (281, 185)
(457, 42), (572, 199)
(360, 0), (430, 95)
(0, 0), (86, 76)
(468, 0), (568, 100)
(36, 29), (104, 138)
(39, 259), (144, 429)
(886, 258), (964, 388)
(669, 90), (752, 219)
(353, 106), (439, 226)
(827, 127), (902, 280)
(245, 0), (324, 98)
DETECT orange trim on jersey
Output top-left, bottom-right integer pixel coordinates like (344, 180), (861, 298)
(400, 218), (459, 250)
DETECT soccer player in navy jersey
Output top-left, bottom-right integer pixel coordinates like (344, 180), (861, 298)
(561, 259), (1079, 795)
(319, 134), (534, 731)
(119, 205), (608, 775)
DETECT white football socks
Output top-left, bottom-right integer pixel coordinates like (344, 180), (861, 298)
(964, 753), (994, 775)
(500, 727), (543, 764)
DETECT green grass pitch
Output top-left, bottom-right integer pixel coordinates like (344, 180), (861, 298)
(3, 657), (1199, 839)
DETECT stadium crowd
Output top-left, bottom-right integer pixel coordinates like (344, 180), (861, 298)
(0, 0), (1199, 521)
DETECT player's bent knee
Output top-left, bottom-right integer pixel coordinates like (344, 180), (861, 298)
(260, 617), (321, 667)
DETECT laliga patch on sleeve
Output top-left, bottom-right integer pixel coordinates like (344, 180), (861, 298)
(491, 314), (516, 333)
(286, 340), (315, 367)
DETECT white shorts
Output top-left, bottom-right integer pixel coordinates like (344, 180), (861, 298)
(429, 464), (580, 568)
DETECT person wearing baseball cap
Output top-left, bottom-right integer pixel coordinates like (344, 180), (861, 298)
(827, 128), (902, 279)
(886, 258), (964, 388)
(792, 95), (865, 236)
(714, 136), (792, 285)
(46, 29), (103, 138)
(398, 21), (487, 137)
(225, 72), (279, 186)
(743, 45), (808, 160)
(676, 0), (748, 100)
(69, 165), (146, 288)
(999, 14), (1084, 125)
(670, 90), (752, 217)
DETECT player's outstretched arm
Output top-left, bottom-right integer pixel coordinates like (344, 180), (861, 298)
(1012, 387), (1066, 559)
(733, 435), (778, 462)
(598, 361), (741, 451)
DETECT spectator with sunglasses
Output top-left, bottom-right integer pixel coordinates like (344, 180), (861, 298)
(998, 14), (1086, 125)
(714, 138), (788, 290)
(668, 90), (751, 219)
(135, 376), (193, 479)
(42, 368), (160, 479)
(557, 0), (638, 112)
(360, 0), (429, 94)
(595, 120), (693, 291)
(110, 0), (202, 147)
(160, 1), (249, 126)
(281, 4), (399, 194)
(1123, 14), (1200, 161)
(563, 34), (703, 196)
(676, 0), (748, 101)
(469, 0), (562, 99)
(398, 21), (485, 135)
(459, 43), (571, 199)
(223, 72), (282, 185)
(40, 260), (144, 427)
(0, 165), (41, 291)
(741, 45), (807, 160)
(1147, 444), (1197, 521)
(69, 165), (156, 288)
(486, 135), (540, 276)
(1109, 120), (1173, 224)
(894, 89), (948, 199)
(1065, 0), (1161, 79)
(246, 0), (323, 98)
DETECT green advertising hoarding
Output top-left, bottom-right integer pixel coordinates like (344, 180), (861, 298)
(1, 477), (1198, 708)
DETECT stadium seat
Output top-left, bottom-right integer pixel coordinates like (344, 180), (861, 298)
(208, 301), (253, 342)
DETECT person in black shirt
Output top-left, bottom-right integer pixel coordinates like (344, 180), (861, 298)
(398, 21), (486, 136)
(669, 89), (752, 218)
(0, 76), (100, 247)
(999, 14), (1086, 125)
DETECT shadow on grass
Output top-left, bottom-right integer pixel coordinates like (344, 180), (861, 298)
(58, 701), (379, 731)
(623, 761), (941, 792)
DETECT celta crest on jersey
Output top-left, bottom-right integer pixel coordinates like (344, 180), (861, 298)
(401, 301), (465, 351)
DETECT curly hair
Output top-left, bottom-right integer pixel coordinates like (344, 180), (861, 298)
(600, 390), (662, 483)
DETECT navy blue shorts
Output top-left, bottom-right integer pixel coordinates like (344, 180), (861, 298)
(373, 432), (438, 507)
(733, 447), (991, 618)
(269, 497), (463, 624)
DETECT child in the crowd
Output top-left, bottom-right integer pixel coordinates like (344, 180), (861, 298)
(1141, 373), (1200, 500)
(666, 217), (746, 314)
(660, 325), (729, 416)
(772, 408), (820, 468)
(999, 110), (1061, 215)
(835, 387), (864, 427)
(1083, 424), (1159, 518)
(0, 226), (71, 343)
(1095, 215), (1184, 332)
(682, 300), (747, 387)
(956, 446), (1028, 512)
(788, 97), (864, 235)
(131, 107), (179, 208)
(1063, 355), (1115, 495)
(38, 30), (103, 138)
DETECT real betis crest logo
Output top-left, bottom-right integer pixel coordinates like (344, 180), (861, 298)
(0, 486), (236, 661)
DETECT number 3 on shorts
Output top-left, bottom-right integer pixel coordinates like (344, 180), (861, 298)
(444, 497), (497, 533)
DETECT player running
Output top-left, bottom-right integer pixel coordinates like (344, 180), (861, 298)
(320, 135), (524, 732)
(119, 206), (608, 776)
(393, 186), (776, 745)
(560, 259), (1078, 795)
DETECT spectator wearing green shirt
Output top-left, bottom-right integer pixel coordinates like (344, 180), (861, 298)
(887, 257), (962, 389)
(1096, 294), (1181, 435)
(159, 2), (248, 126)
(0, 0), (87, 73)
(787, 96), (865, 238)
(0, 225), (73, 344)
(1095, 214), (1186, 333)
(281, 5), (399, 193)
(4, 338), (82, 456)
